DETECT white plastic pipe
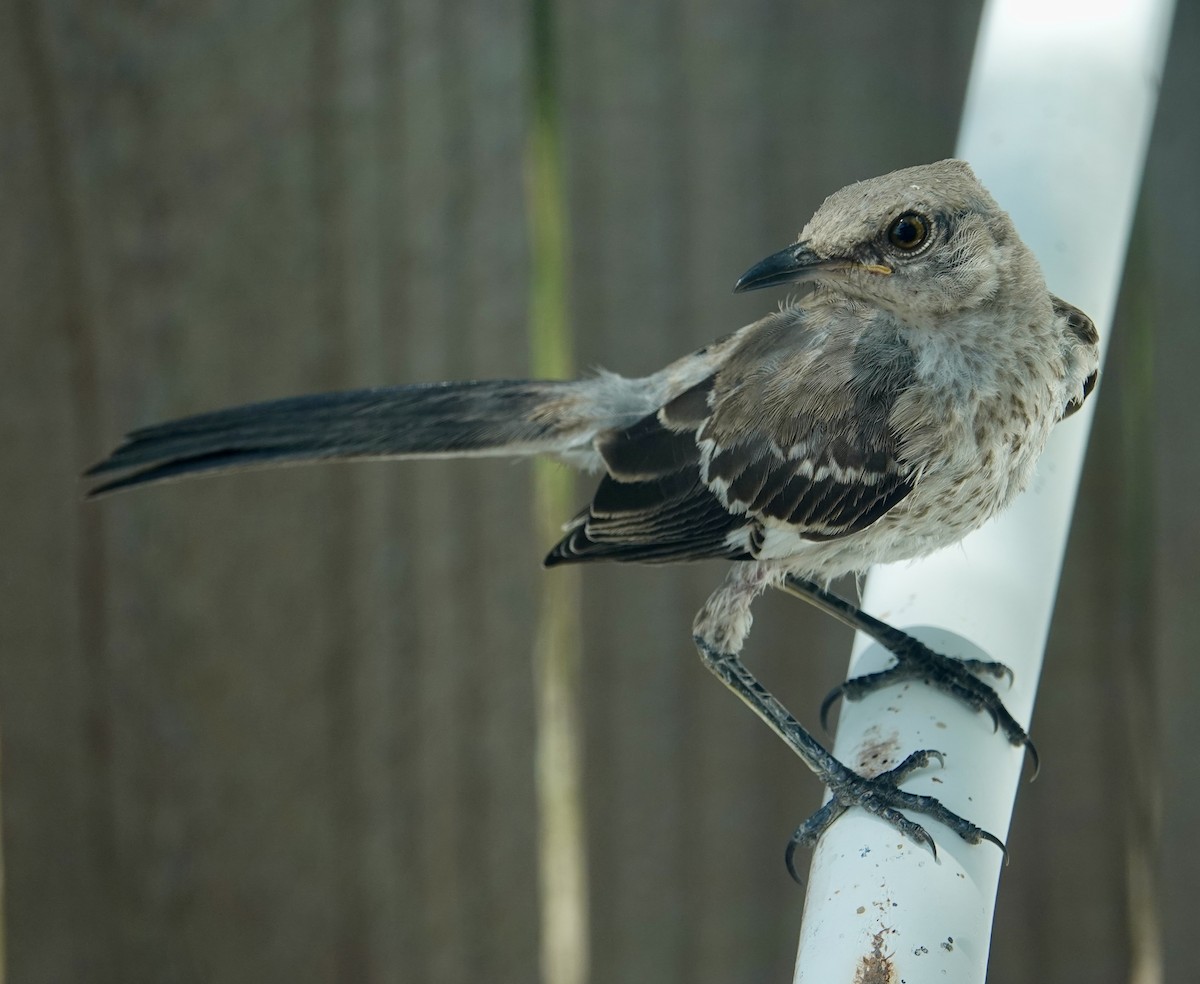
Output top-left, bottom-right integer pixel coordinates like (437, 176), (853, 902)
(792, 1), (1175, 981)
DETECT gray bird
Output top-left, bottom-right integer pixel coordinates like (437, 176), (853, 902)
(87, 159), (1099, 876)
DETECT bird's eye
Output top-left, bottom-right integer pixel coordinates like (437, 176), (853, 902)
(887, 212), (930, 251)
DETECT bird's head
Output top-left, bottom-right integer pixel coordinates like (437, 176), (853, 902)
(735, 159), (1040, 321)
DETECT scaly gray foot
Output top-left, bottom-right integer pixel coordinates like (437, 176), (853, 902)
(784, 748), (1008, 882)
(780, 576), (1038, 778)
(818, 629), (1039, 779)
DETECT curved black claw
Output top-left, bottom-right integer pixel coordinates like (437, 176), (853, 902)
(819, 683), (844, 732)
(1023, 738), (1040, 782)
(780, 577), (1039, 780)
(783, 748), (1007, 883)
(785, 800), (841, 883)
(819, 664), (915, 731)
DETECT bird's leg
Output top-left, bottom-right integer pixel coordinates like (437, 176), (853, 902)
(780, 575), (1037, 776)
(694, 568), (1004, 881)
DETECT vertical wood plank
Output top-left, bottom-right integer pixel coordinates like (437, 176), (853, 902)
(2, 1), (117, 977)
(1137, 6), (1198, 982)
(3, 1), (1194, 982)
(3, 0), (539, 981)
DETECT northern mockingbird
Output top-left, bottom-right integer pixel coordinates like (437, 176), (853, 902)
(87, 160), (1099, 876)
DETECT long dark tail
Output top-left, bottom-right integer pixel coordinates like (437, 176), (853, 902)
(85, 379), (601, 496)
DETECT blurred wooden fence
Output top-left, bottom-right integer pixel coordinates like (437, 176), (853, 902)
(1, 1), (1197, 982)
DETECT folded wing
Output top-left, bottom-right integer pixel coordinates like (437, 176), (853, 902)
(546, 308), (919, 566)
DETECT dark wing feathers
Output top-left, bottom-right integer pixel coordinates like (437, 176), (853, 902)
(1053, 295), (1098, 346)
(709, 436), (912, 536)
(794, 477), (913, 542)
(1052, 295), (1099, 421)
(546, 473), (748, 565)
(698, 319), (916, 541)
(658, 375), (714, 428)
(547, 401), (750, 565)
(594, 412), (698, 482)
(547, 318), (918, 566)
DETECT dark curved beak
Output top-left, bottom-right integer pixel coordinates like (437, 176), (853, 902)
(733, 242), (826, 293)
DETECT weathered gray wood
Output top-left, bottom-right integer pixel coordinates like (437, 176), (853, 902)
(2, 1), (1195, 982)
(2, 2), (118, 977)
(1133, 6), (1198, 983)
(4, 0), (539, 981)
